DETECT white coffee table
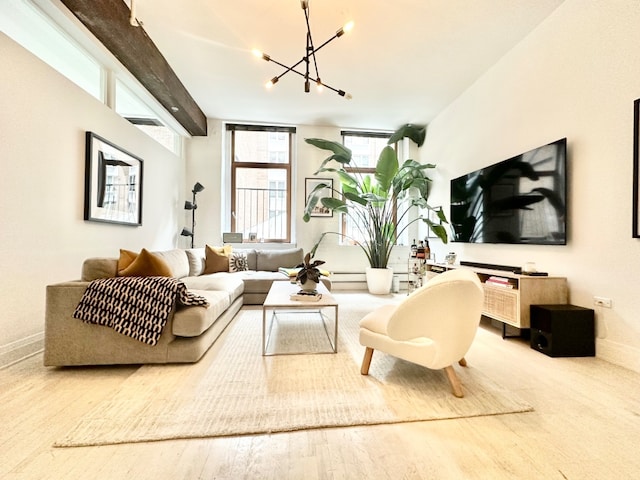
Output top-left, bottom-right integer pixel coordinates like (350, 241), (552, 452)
(262, 281), (339, 356)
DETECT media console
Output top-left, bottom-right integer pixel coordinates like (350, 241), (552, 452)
(427, 262), (568, 335)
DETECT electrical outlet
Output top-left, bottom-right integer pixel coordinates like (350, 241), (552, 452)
(594, 296), (612, 308)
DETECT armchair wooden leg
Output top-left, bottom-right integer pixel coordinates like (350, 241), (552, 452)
(458, 357), (467, 367)
(361, 347), (374, 375)
(444, 365), (464, 398)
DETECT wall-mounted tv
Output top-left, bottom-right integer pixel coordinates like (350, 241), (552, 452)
(450, 138), (567, 245)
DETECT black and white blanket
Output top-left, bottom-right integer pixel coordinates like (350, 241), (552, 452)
(73, 276), (209, 346)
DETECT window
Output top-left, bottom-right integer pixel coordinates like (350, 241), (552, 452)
(0, 0), (184, 154)
(0, 0), (102, 101)
(115, 80), (181, 153)
(341, 131), (395, 245)
(228, 124), (294, 243)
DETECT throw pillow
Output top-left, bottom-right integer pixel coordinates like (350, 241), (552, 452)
(118, 248), (173, 277)
(117, 249), (138, 272)
(203, 244), (233, 274)
(229, 252), (249, 272)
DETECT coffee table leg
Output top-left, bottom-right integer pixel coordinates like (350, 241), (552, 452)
(262, 307), (267, 356)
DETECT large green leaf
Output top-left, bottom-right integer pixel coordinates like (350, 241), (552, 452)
(387, 124), (426, 147)
(375, 146), (399, 193)
(305, 138), (352, 164)
(344, 191), (368, 206)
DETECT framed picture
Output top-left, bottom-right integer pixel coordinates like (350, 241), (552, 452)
(634, 99), (640, 237)
(84, 131), (143, 226)
(305, 177), (333, 217)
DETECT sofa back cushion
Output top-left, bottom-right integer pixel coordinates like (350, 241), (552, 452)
(153, 249), (190, 278)
(256, 247), (303, 272)
(235, 249), (257, 270)
(81, 258), (118, 281)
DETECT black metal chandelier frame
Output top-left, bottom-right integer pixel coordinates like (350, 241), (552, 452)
(253, 0), (353, 99)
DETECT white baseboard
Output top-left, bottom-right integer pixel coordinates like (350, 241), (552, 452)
(596, 338), (640, 374)
(0, 333), (44, 369)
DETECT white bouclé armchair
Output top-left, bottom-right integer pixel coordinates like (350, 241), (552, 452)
(359, 268), (484, 397)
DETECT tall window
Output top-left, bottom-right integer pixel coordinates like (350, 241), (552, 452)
(0, 0), (184, 154)
(341, 131), (394, 244)
(228, 124), (294, 243)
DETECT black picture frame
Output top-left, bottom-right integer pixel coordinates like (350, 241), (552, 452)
(305, 177), (333, 217)
(634, 99), (640, 237)
(84, 131), (143, 226)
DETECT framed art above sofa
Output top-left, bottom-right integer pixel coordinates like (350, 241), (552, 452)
(84, 131), (144, 226)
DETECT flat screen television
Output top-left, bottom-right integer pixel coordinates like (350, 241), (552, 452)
(450, 138), (567, 245)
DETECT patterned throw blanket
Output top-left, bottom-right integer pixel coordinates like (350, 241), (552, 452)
(73, 276), (209, 346)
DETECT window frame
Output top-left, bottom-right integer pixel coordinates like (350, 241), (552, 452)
(227, 124), (295, 243)
(340, 130), (399, 245)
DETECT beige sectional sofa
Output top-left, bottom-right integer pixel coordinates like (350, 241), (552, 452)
(44, 247), (330, 367)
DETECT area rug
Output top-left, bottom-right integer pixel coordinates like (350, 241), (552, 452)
(55, 297), (533, 447)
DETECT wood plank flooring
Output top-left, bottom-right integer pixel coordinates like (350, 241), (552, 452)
(2, 292), (639, 479)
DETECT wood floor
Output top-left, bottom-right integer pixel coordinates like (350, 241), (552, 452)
(2, 292), (639, 479)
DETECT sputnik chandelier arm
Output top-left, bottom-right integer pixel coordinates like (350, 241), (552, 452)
(252, 0), (353, 99)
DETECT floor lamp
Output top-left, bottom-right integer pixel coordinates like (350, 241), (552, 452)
(181, 182), (204, 248)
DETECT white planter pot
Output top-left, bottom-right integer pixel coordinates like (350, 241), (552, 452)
(298, 280), (319, 292)
(365, 267), (393, 295)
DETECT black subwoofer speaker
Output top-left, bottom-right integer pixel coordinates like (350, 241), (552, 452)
(530, 304), (595, 357)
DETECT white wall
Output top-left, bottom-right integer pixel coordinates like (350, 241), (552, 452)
(422, 0), (640, 371)
(0, 34), (185, 363)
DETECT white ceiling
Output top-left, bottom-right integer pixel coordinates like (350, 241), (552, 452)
(132, 0), (564, 130)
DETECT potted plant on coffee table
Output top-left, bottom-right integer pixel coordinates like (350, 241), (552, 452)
(304, 124), (448, 294)
(295, 252), (326, 292)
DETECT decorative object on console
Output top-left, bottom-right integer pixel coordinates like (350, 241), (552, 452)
(181, 182), (205, 248)
(304, 124), (449, 295)
(84, 131), (143, 227)
(252, 0), (354, 99)
(445, 252), (457, 265)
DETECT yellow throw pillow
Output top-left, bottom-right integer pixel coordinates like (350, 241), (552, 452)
(118, 248), (173, 277)
(117, 249), (138, 273)
(203, 244), (233, 274)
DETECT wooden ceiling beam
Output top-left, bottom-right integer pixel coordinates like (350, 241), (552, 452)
(60, 0), (207, 136)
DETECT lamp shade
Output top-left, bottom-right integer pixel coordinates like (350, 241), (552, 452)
(192, 182), (205, 193)
(180, 227), (193, 237)
(184, 201), (196, 210)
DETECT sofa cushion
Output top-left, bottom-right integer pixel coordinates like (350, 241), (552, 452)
(153, 249), (190, 278)
(256, 247), (303, 272)
(185, 248), (206, 276)
(172, 290), (230, 337)
(204, 245), (233, 274)
(180, 274), (245, 303)
(118, 249), (173, 277)
(81, 258), (118, 281)
(239, 271), (291, 293)
(235, 249), (257, 270)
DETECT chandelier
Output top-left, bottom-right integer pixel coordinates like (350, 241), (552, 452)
(252, 0), (354, 99)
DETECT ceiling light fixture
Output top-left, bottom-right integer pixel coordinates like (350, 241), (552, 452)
(253, 0), (353, 99)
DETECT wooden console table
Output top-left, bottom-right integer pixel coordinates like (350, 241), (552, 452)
(426, 263), (568, 335)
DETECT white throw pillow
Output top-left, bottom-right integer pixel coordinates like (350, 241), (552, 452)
(229, 252), (249, 272)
